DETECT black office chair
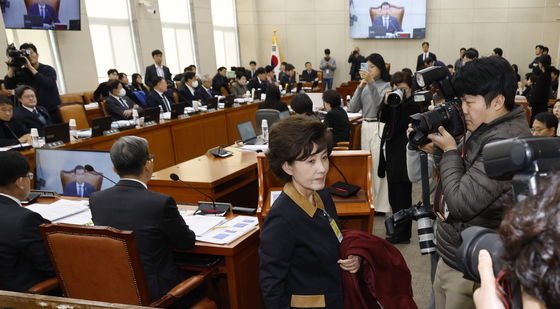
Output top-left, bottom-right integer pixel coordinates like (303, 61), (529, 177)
(256, 109), (281, 135)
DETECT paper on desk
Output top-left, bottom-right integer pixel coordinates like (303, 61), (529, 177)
(162, 112), (172, 120)
(26, 199), (89, 222)
(181, 214), (226, 236)
(346, 112), (362, 119)
(77, 129), (92, 139)
(84, 102), (99, 110)
(54, 209), (93, 225)
(240, 144), (268, 152)
(196, 216), (259, 244)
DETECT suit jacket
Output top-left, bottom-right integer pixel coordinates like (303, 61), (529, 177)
(230, 82), (248, 98)
(145, 64), (172, 87)
(146, 90), (174, 112)
(258, 99), (288, 112)
(194, 86), (215, 105)
(178, 85), (198, 107)
(0, 120), (28, 147)
(105, 95), (143, 121)
(12, 105), (51, 136)
(62, 181), (96, 198)
(212, 74), (230, 94)
(89, 180), (196, 302)
(28, 3), (59, 24)
(247, 77), (268, 92)
(300, 69), (318, 82)
(348, 53), (366, 80)
(245, 70), (257, 80)
(324, 107), (350, 143)
(416, 52), (437, 71)
(279, 74), (296, 89)
(372, 15), (402, 33)
(0, 195), (54, 292)
(529, 67), (552, 116)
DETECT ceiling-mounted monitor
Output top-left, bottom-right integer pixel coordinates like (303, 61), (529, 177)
(2, 0), (81, 30)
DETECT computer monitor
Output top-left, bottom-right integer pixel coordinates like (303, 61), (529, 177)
(35, 149), (120, 196)
(144, 107), (160, 123)
(170, 103), (186, 119)
(224, 94), (235, 108)
(91, 116), (112, 137)
(207, 97), (218, 110)
(45, 122), (70, 143)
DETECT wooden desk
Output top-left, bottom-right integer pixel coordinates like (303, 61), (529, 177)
(0, 290), (151, 309)
(149, 147), (258, 207)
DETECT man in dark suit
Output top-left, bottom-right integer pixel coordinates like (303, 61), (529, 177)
(93, 69), (118, 103)
(0, 151), (55, 292)
(104, 79), (143, 121)
(528, 44), (544, 74)
(245, 61), (257, 80)
(178, 72), (199, 107)
(62, 165), (96, 198)
(347, 47), (365, 81)
(300, 62), (318, 82)
(13, 85), (51, 136)
(372, 2), (402, 33)
(416, 41), (437, 71)
(247, 67), (268, 92)
(145, 49), (172, 88)
(0, 96), (31, 147)
(146, 76), (174, 112)
(89, 136), (198, 306)
(194, 74), (215, 105)
(279, 63), (297, 89)
(212, 67), (230, 95)
(28, 0), (59, 25)
(4, 43), (62, 123)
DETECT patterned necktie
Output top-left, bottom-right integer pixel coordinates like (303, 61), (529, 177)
(119, 98), (128, 109)
(161, 94), (171, 112)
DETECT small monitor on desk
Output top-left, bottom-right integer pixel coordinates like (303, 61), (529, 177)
(91, 116), (112, 137)
(45, 122), (70, 144)
(35, 149), (120, 196)
(171, 103), (186, 119)
(207, 97), (218, 110)
(144, 107), (160, 123)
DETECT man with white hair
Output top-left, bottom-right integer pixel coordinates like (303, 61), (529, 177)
(195, 74), (215, 105)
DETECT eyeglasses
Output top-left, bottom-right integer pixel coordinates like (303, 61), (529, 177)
(0, 107), (13, 113)
(530, 127), (545, 133)
(26, 172), (34, 180)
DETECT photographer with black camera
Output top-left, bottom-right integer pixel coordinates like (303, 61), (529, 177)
(378, 71), (421, 243)
(4, 43), (62, 123)
(414, 56), (531, 308)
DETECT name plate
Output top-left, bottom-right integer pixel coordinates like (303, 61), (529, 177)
(102, 129), (120, 136)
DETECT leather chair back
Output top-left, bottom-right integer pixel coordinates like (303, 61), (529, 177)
(60, 93), (85, 104)
(60, 169), (103, 191)
(58, 103), (89, 130)
(369, 5), (405, 25)
(83, 91), (95, 103)
(256, 109), (280, 135)
(40, 224), (152, 306)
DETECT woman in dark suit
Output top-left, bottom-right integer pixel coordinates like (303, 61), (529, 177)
(258, 85), (288, 112)
(259, 116), (361, 309)
(378, 71), (421, 244)
(323, 90), (350, 143)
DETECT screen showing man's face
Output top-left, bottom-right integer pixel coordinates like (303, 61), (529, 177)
(381, 5), (390, 16)
(75, 169), (86, 184)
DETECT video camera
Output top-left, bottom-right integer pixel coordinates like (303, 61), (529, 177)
(6, 43), (31, 68)
(408, 66), (466, 148)
(456, 137), (560, 308)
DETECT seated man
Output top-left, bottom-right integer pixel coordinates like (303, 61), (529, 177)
(212, 66), (230, 95)
(372, 2), (403, 33)
(0, 96), (31, 147)
(28, 0), (59, 25)
(300, 62), (318, 82)
(194, 74), (216, 105)
(89, 136), (199, 306)
(13, 85), (51, 136)
(147, 76), (174, 112)
(247, 67), (269, 92)
(93, 69), (119, 103)
(0, 151), (54, 291)
(178, 72), (199, 107)
(104, 79), (143, 121)
(279, 63), (297, 90)
(62, 165), (96, 198)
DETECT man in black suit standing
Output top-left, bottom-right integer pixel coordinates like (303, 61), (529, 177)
(145, 49), (172, 88)
(300, 62), (318, 82)
(245, 61), (257, 80)
(104, 79), (143, 121)
(13, 85), (51, 135)
(416, 42), (437, 71)
(0, 151), (54, 292)
(89, 136), (199, 306)
(146, 76), (174, 112)
(247, 67), (268, 92)
(212, 67), (230, 95)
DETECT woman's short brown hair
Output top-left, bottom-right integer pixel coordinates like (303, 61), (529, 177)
(267, 115), (333, 182)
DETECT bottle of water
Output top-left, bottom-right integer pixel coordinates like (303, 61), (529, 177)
(261, 119), (269, 142)
(30, 128), (40, 148)
(132, 109), (139, 128)
(69, 119), (78, 140)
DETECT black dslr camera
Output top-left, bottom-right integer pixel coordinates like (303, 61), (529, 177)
(408, 66), (466, 148)
(6, 43), (31, 68)
(384, 202), (436, 254)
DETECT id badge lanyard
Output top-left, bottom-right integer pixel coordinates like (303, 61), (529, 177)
(322, 209), (343, 243)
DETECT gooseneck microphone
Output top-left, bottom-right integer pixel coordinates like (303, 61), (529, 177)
(84, 164), (117, 185)
(4, 122), (25, 149)
(169, 173), (217, 210)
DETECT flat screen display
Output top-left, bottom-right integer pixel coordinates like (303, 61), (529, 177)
(35, 149), (119, 196)
(2, 0), (81, 30)
(349, 0), (426, 39)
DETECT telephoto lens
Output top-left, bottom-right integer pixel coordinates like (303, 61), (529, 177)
(456, 226), (504, 283)
(417, 215), (436, 255)
(386, 88), (404, 107)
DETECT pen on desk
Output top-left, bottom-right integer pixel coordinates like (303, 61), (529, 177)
(210, 226), (229, 230)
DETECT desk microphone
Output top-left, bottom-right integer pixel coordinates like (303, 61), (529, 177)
(170, 173), (217, 210)
(84, 164), (117, 185)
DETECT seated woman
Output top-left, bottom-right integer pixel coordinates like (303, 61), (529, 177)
(130, 73), (149, 93)
(258, 85), (288, 112)
(290, 93), (319, 120)
(259, 115), (361, 308)
(323, 90), (350, 144)
(0, 96), (31, 147)
(231, 73), (248, 98)
(531, 111), (557, 137)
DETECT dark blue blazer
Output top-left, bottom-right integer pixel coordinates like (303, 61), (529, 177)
(0, 119), (28, 147)
(146, 90), (174, 112)
(89, 180), (196, 302)
(27, 3), (59, 24)
(0, 195), (54, 291)
(62, 181), (96, 198)
(194, 86), (215, 105)
(372, 15), (402, 33)
(144, 65), (172, 87)
(178, 85), (198, 107)
(12, 105), (51, 136)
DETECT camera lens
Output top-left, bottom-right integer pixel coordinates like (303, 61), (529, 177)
(386, 88), (403, 107)
(457, 226), (504, 283)
(417, 217), (436, 255)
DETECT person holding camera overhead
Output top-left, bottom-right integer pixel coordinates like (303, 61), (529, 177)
(423, 56), (530, 308)
(347, 53), (392, 216)
(347, 47), (365, 81)
(4, 43), (62, 123)
(378, 71), (421, 244)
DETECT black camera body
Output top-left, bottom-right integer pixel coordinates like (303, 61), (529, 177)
(6, 43), (31, 68)
(384, 202), (436, 255)
(385, 88), (406, 107)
